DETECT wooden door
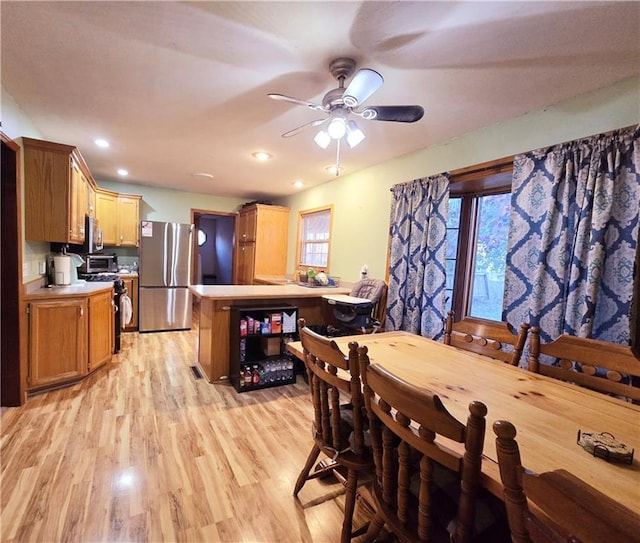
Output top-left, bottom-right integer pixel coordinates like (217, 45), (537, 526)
(117, 195), (139, 246)
(120, 276), (138, 331)
(72, 161), (88, 242)
(95, 190), (118, 245)
(23, 139), (74, 243)
(88, 290), (114, 372)
(69, 161), (81, 243)
(86, 181), (96, 218)
(238, 207), (257, 242)
(28, 298), (87, 390)
(237, 242), (256, 284)
(254, 206), (289, 276)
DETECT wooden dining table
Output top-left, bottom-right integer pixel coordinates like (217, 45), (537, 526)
(287, 331), (640, 512)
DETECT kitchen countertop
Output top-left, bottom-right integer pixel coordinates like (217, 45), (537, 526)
(253, 274), (355, 289)
(190, 283), (350, 300)
(252, 275), (293, 285)
(25, 282), (114, 300)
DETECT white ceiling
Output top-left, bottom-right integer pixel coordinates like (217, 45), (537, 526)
(2, 1), (639, 200)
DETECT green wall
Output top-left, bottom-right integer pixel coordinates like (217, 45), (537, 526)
(280, 75), (640, 282)
(4, 75), (639, 284)
(98, 180), (247, 224)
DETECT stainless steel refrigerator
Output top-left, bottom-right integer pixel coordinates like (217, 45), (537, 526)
(139, 221), (194, 332)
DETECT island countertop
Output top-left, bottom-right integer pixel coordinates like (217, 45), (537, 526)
(190, 284), (350, 300)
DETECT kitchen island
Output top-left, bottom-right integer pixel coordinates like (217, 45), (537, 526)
(190, 284), (349, 382)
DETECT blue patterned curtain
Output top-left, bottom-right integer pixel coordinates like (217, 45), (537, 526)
(504, 126), (640, 345)
(386, 174), (449, 338)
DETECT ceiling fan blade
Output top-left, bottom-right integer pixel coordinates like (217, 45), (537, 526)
(268, 93), (325, 112)
(281, 118), (328, 138)
(343, 69), (383, 107)
(359, 105), (425, 123)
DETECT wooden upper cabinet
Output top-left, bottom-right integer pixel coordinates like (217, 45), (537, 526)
(23, 137), (140, 246)
(23, 138), (95, 244)
(71, 160), (88, 241)
(96, 190), (140, 247)
(117, 195), (140, 246)
(96, 190), (118, 246)
(234, 204), (289, 284)
(238, 207), (258, 242)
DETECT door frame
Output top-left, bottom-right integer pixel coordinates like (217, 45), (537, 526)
(1, 132), (26, 406)
(190, 208), (238, 285)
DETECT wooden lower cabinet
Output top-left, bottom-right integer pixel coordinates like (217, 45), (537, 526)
(27, 289), (115, 392)
(27, 298), (88, 390)
(119, 275), (139, 331)
(88, 290), (114, 372)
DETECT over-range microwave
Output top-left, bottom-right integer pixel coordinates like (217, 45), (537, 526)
(79, 253), (118, 274)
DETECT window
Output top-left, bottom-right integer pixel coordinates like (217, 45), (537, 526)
(447, 159), (513, 322)
(297, 206), (332, 270)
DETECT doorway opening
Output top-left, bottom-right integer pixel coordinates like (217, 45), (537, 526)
(191, 209), (236, 286)
(2, 134), (25, 406)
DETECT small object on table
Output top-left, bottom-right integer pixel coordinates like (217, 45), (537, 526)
(577, 430), (634, 464)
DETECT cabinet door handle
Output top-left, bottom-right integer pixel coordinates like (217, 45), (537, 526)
(79, 307), (84, 317)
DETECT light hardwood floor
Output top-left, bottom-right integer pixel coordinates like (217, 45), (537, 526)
(1, 327), (373, 542)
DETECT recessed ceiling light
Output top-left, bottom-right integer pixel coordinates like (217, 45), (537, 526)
(117, 169), (128, 176)
(293, 180), (304, 189)
(95, 138), (110, 148)
(191, 172), (214, 179)
(252, 151), (272, 161)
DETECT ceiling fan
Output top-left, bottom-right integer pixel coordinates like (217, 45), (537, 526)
(268, 57), (424, 175)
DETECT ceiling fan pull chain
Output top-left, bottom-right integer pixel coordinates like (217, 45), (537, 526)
(334, 138), (341, 176)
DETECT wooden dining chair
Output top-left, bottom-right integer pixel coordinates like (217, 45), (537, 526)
(358, 345), (510, 543)
(493, 420), (640, 543)
(528, 328), (640, 402)
(444, 311), (530, 366)
(294, 320), (374, 543)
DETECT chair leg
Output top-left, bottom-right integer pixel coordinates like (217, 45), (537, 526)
(363, 512), (384, 542)
(293, 444), (321, 497)
(340, 470), (358, 543)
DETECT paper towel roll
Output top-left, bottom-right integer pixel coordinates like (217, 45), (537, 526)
(54, 255), (72, 285)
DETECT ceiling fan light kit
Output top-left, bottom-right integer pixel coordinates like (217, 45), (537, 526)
(345, 121), (365, 148)
(313, 130), (331, 149)
(269, 57), (424, 175)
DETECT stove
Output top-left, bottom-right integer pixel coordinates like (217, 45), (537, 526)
(80, 273), (121, 282)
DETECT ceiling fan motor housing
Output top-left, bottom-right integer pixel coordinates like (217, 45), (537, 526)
(328, 57), (356, 83)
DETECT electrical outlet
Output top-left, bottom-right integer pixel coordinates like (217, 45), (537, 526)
(23, 262), (29, 277)
(38, 260), (47, 274)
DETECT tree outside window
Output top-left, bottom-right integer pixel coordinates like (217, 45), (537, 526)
(447, 160), (513, 322)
